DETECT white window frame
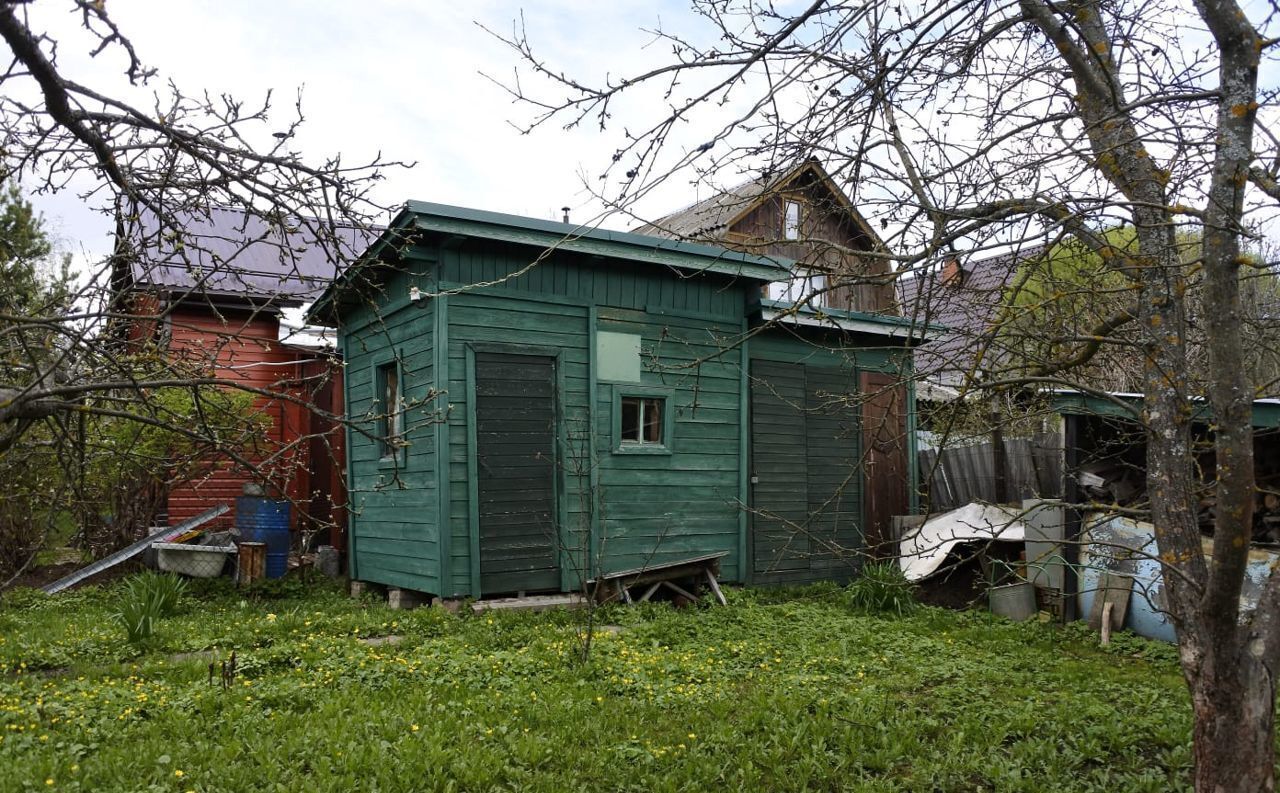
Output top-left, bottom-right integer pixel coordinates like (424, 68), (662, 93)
(783, 200), (802, 240)
(768, 269), (828, 307)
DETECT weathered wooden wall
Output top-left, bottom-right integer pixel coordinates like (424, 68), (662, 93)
(917, 433), (1064, 513)
(747, 328), (912, 583)
(343, 287), (440, 593)
(341, 229), (917, 598)
(725, 174), (894, 313)
(437, 246), (748, 593)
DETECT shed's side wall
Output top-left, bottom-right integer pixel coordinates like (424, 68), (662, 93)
(595, 306), (745, 581)
(438, 244), (750, 593)
(747, 326), (913, 584)
(342, 277), (441, 593)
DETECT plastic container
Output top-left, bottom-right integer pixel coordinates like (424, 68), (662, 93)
(989, 581), (1037, 621)
(236, 496), (291, 579)
(152, 543), (235, 578)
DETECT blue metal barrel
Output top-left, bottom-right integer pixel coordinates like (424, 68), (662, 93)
(236, 496), (291, 579)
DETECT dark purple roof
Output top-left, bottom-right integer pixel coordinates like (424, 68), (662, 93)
(897, 244), (1049, 388)
(120, 206), (377, 305)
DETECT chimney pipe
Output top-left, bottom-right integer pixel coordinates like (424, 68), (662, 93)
(941, 257), (964, 287)
(561, 206), (571, 224)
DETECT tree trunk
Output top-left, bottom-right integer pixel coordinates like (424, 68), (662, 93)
(1190, 653), (1276, 793)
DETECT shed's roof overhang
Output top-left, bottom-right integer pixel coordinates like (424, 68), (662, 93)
(758, 298), (943, 343)
(1051, 389), (1280, 429)
(405, 201), (791, 281)
(309, 202), (793, 324)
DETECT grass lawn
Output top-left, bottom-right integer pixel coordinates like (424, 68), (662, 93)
(0, 577), (1218, 792)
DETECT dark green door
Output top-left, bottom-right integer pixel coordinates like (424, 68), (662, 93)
(749, 361), (811, 582)
(803, 368), (862, 580)
(750, 361), (862, 585)
(475, 352), (560, 595)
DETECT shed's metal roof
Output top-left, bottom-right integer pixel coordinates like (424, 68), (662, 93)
(310, 202), (792, 322)
(758, 298), (940, 342)
(1051, 390), (1280, 429)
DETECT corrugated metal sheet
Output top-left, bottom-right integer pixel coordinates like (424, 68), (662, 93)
(122, 206), (376, 303)
(918, 433), (1063, 513)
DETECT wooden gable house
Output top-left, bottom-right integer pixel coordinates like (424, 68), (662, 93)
(311, 202), (925, 599)
(635, 159), (896, 314)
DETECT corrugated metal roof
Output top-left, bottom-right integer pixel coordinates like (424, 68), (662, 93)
(121, 206), (377, 304)
(633, 159), (881, 247)
(896, 243), (1049, 388)
(1052, 390), (1280, 428)
(634, 171), (784, 240)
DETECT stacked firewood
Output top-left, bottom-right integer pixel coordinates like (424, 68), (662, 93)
(1079, 459), (1280, 545)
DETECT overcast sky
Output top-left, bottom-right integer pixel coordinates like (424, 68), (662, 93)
(22, 0), (723, 261)
(16, 1), (1280, 265)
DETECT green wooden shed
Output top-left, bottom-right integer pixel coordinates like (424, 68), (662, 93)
(310, 202), (925, 599)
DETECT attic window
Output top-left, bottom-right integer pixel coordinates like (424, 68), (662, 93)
(783, 200), (801, 240)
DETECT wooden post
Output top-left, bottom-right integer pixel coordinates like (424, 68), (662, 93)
(238, 542), (266, 587)
(991, 402), (1009, 504)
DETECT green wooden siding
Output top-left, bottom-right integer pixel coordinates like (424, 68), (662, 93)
(747, 326), (910, 586)
(749, 360), (862, 585)
(446, 293), (591, 596)
(749, 360), (811, 579)
(595, 306), (745, 582)
(341, 269), (442, 594)
(436, 244), (742, 319)
(803, 366), (863, 579)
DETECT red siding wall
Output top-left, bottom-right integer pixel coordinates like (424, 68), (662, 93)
(163, 305), (346, 548)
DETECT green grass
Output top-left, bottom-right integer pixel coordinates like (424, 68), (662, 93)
(0, 577), (1223, 792)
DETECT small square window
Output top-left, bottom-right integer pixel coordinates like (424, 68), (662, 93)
(620, 396), (665, 445)
(783, 200), (801, 240)
(377, 361), (404, 459)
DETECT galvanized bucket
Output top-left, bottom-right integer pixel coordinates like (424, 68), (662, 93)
(989, 581), (1037, 621)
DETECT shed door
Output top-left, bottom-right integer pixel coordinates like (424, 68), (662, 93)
(750, 361), (862, 584)
(860, 371), (909, 556)
(475, 352), (560, 595)
(804, 368), (862, 576)
(749, 361), (811, 580)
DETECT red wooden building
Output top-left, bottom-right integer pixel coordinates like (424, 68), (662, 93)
(112, 207), (370, 550)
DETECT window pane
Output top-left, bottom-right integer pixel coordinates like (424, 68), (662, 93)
(642, 398), (663, 443)
(379, 362), (401, 458)
(767, 268), (825, 307)
(620, 396), (665, 446)
(620, 397), (641, 441)
(784, 200), (800, 240)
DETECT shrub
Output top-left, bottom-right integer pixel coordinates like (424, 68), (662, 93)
(126, 571), (188, 617)
(845, 561), (919, 615)
(116, 571), (187, 644)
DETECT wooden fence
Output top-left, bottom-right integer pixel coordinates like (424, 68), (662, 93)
(917, 432), (1063, 513)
